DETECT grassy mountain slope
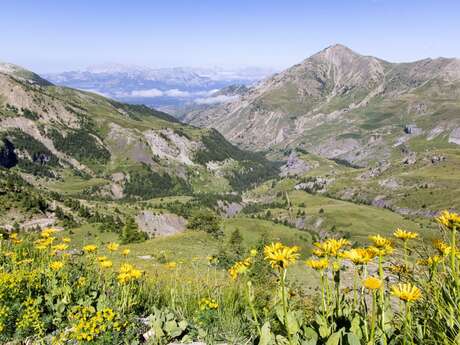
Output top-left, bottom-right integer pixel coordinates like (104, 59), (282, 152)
(0, 63), (278, 205)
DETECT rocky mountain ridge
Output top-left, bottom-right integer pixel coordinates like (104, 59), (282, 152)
(189, 44), (460, 166)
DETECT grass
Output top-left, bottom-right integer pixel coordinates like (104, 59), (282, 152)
(45, 172), (109, 195)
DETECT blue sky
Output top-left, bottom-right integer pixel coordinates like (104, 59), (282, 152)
(1, 0), (459, 73)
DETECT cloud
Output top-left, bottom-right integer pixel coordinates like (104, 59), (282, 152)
(194, 94), (239, 105)
(129, 88), (164, 97)
(164, 89), (190, 97)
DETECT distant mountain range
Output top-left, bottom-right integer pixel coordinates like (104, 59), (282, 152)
(44, 64), (276, 114)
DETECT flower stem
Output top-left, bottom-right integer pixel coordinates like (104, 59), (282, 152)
(280, 269), (293, 345)
(378, 255), (387, 345)
(451, 227), (456, 275)
(370, 290), (377, 344)
(246, 281), (261, 337)
(320, 271), (326, 315)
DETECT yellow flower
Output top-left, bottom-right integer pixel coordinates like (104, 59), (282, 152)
(368, 245), (394, 257)
(107, 242), (119, 252)
(165, 261), (177, 269)
(9, 233), (23, 244)
(52, 243), (69, 252)
(41, 228), (58, 238)
(50, 261), (64, 271)
(117, 263), (142, 284)
(305, 258), (329, 271)
(418, 255), (443, 266)
(62, 237), (71, 243)
(342, 248), (375, 265)
(228, 258), (252, 279)
(393, 228), (418, 241)
(199, 297), (219, 310)
(388, 264), (410, 275)
(436, 210), (460, 230)
(432, 239), (452, 256)
(250, 249), (258, 257)
(264, 242), (300, 270)
(313, 238), (350, 257)
(77, 276), (87, 287)
(363, 276), (382, 290)
(121, 249), (130, 257)
(97, 256), (108, 262)
(82, 244), (97, 253)
(391, 283), (422, 302)
(369, 234), (393, 249)
(99, 260), (113, 269)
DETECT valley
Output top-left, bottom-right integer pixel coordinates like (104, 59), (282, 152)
(1, 44), (459, 344)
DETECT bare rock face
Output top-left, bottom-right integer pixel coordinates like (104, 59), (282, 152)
(136, 211), (187, 237)
(279, 151), (313, 177)
(217, 200), (243, 217)
(143, 128), (200, 165)
(295, 177), (330, 193)
(449, 127), (460, 145)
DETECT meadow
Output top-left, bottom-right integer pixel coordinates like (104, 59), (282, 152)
(0, 210), (459, 344)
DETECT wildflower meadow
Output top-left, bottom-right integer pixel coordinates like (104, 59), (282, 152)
(0, 211), (459, 344)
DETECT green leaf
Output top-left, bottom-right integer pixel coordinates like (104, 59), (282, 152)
(302, 327), (318, 345)
(286, 311), (300, 335)
(319, 324), (330, 338)
(178, 320), (188, 331)
(350, 316), (363, 340)
(346, 333), (360, 345)
(259, 321), (274, 345)
(325, 330), (343, 345)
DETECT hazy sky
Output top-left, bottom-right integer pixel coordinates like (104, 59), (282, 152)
(1, 0), (459, 73)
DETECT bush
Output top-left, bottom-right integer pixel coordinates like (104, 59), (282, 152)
(187, 209), (222, 238)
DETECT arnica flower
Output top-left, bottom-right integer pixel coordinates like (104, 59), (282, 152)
(41, 228), (58, 238)
(62, 237), (71, 243)
(305, 258), (329, 271)
(117, 263), (142, 284)
(50, 261), (64, 271)
(369, 234), (393, 249)
(228, 258), (252, 279)
(52, 243), (69, 252)
(313, 238), (350, 257)
(97, 256), (108, 262)
(393, 228), (418, 240)
(199, 297), (219, 310)
(391, 283), (422, 302)
(121, 249), (130, 257)
(107, 242), (119, 252)
(432, 239), (452, 256)
(250, 249), (258, 257)
(436, 210), (460, 230)
(418, 255), (443, 266)
(99, 260), (113, 269)
(389, 264), (411, 275)
(363, 276), (382, 290)
(82, 244), (97, 253)
(368, 245), (394, 257)
(77, 276), (87, 287)
(9, 233), (22, 244)
(342, 248), (375, 265)
(264, 242), (300, 270)
(165, 261), (177, 269)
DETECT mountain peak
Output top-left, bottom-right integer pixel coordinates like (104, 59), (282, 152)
(313, 44), (364, 62)
(0, 62), (52, 86)
(323, 43), (355, 53)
